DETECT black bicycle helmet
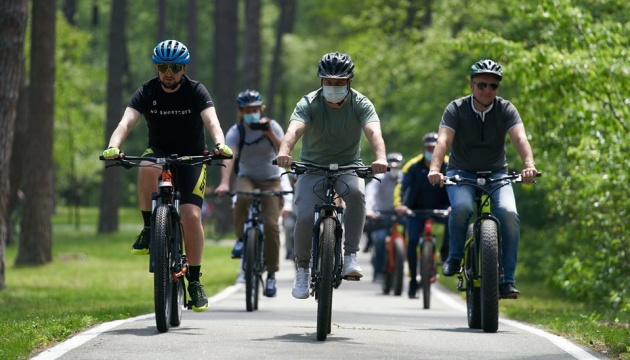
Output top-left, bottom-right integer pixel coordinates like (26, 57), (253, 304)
(423, 132), (438, 147)
(236, 89), (263, 108)
(470, 59), (502, 80)
(318, 52), (355, 79)
(152, 40), (190, 64)
(386, 152), (404, 167)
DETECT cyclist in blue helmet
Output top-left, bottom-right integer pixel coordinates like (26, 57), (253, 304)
(215, 89), (286, 297)
(102, 39), (232, 312)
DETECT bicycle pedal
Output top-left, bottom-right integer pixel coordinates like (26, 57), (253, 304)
(343, 275), (362, 281)
(456, 276), (465, 292)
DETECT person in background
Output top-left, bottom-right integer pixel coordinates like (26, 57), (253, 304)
(215, 89), (285, 297)
(394, 132), (450, 299)
(365, 152), (404, 282)
(281, 174), (297, 261)
(427, 59), (538, 299)
(275, 51), (388, 299)
(102, 40), (233, 312)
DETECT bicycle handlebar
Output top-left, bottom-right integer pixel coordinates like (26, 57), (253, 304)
(444, 171), (542, 187)
(272, 160), (386, 179)
(408, 209), (450, 218)
(99, 152), (232, 169)
(229, 189), (294, 197)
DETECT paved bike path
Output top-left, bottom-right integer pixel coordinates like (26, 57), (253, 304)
(33, 252), (606, 360)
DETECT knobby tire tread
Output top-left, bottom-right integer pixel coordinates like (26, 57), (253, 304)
(421, 240), (434, 309)
(393, 236), (405, 296)
(245, 228), (259, 312)
(480, 220), (499, 333)
(153, 205), (172, 333)
(317, 218), (335, 341)
(382, 238), (393, 295)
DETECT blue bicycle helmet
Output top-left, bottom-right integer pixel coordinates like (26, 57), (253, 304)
(152, 40), (190, 64)
(470, 59), (502, 80)
(236, 89), (263, 108)
(318, 52), (355, 79)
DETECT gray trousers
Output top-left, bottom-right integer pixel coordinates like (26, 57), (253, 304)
(292, 171), (366, 269)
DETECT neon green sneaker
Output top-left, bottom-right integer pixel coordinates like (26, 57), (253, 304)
(131, 227), (151, 255)
(188, 281), (209, 312)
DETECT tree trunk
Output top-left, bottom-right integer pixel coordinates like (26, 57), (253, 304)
(97, 0), (127, 234)
(213, 0), (239, 234)
(63, 0), (77, 25)
(243, 0), (261, 90)
(186, 0), (198, 80)
(16, 0), (55, 266)
(0, 0), (28, 289)
(158, 0), (166, 40)
(266, 0), (296, 119)
(7, 67), (29, 247)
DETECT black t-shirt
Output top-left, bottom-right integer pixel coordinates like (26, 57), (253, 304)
(440, 95), (522, 172)
(128, 75), (214, 155)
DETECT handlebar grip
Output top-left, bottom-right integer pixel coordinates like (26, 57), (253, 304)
(272, 159), (278, 165)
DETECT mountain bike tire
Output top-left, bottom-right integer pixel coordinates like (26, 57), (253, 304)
(245, 228), (260, 312)
(316, 218), (335, 341)
(169, 222), (184, 327)
(152, 205), (173, 333)
(465, 224), (482, 329)
(420, 240), (435, 309)
(392, 236), (405, 296)
(382, 237), (393, 295)
(480, 220), (499, 333)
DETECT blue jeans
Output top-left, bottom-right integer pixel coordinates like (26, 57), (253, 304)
(370, 226), (390, 279)
(407, 214), (449, 280)
(446, 170), (520, 284)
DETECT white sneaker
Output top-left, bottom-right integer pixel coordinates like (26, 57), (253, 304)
(342, 253), (363, 278)
(292, 268), (310, 299)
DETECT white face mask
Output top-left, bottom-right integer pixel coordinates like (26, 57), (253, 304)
(243, 112), (261, 125)
(322, 85), (349, 103)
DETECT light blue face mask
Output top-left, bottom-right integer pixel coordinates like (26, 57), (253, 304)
(424, 151), (433, 162)
(322, 85), (349, 103)
(243, 112), (261, 125)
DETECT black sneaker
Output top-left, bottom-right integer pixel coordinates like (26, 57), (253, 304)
(231, 239), (244, 259)
(131, 227), (151, 255)
(264, 276), (277, 297)
(188, 281), (209, 312)
(442, 258), (462, 277)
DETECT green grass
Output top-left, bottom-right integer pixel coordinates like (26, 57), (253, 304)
(438, 275), (630, 359)
(1, 207), (238, 360)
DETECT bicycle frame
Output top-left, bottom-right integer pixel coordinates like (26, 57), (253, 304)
(100, 152), (230, 332)
(446, 170), (541, 332)
(280, 161), (376, 341)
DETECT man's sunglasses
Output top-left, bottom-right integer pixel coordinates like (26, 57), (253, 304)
(473, 81), (500, 91)
(155, 63), (185, 74)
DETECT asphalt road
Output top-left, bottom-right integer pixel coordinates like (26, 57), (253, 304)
(33, 253), (606, 360)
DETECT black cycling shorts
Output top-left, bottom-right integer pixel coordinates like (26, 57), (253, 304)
(142, 147), (206, 208)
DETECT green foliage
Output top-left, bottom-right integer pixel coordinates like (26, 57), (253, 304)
(44, 0), (629, 318)
(1, 207), (238, 360)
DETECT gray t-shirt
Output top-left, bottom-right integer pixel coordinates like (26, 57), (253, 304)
(225, 119), (284, 181)
(290, 88), (380, 165)
(440, 95), (522, 172)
